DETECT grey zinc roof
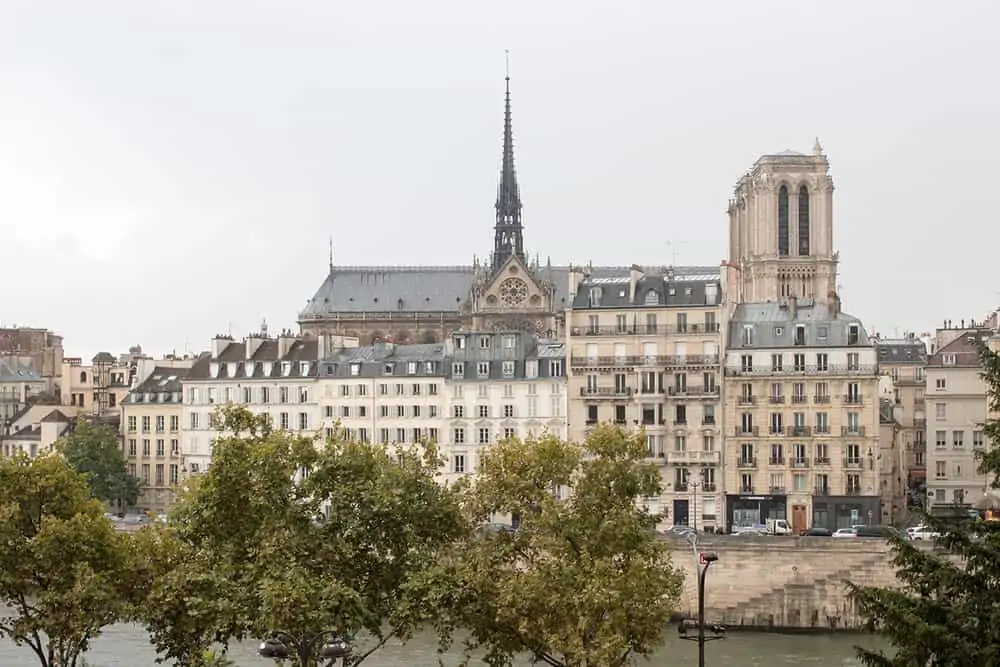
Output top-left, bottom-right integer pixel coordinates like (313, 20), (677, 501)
(187, 339), (320, 381)
(122, 366), (192, 404)
(320, 342), (447, 379)
(875, 340), (927, 365)
(447, 333), (565, 382)
(299, 265), (634, 317)
(727, 300), (872, 349)
(571, 266), (721, 310)
(928, 330), (990, 367)
(0, 359), (43, 382)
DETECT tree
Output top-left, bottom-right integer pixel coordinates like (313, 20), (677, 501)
(139, 405), (468, 666)
(56, 419), (140, 507)
(0, 453), (143, 667)
(849, 340), (1000, 666)
(407, 424), (685, 667)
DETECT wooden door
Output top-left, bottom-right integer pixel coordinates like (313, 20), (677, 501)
(792, 505), (807, 534)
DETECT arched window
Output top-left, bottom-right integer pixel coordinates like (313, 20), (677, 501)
(80, 371), (87, 383)
(798, 185), (810, 255)
(777, 185), (789, 256)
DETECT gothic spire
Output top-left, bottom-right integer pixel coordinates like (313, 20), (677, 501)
(493, 51), (524, 273)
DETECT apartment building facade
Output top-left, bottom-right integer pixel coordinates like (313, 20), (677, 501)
(181, 333), (333, 473)
(61, 353), (136, 413)
(1, 359), (46, 425)
(723, 298), (881, 532)
(122, 367), (188, 512)
(316, 340), (446, 459)
(565, 264), (725, 530)
(444, 330), (567, 487)
(875, 336), (928, 507)
(925, 329), (991, 511)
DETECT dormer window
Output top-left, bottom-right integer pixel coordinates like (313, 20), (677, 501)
(477, 362), (490, 378)
(454, 336), (466, 350)
(281, 362), (291, 377)
(383, 363), (394, 376)
(847, 324), (860, 346)
(644, 290), (660, 306)
(424, 361), (435, 374)
(794, 325), (806, 346)
(943, 354), (956, 366)
(741, 326), (754, 346)
(227, 362), (237, 377)
(300, 361), (309, 376)
(479, 336), (491, 349)
(407, 362), (417, 375)
(588, 286), (602, 307)
(502, 334), (516, 348)
(350, 363), (361, 376)
(452, 362), (465, 378)
(146, 393), (155, 403)
(209, 362), (220, 377)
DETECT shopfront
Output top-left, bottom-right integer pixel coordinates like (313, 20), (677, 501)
(725, 494), (787, 532)
(811, 496), (882, 531)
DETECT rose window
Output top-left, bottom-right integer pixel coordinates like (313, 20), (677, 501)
(499, 278), (528, 306)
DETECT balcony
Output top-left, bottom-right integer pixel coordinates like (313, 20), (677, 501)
(701, 418), (716, 427)
(768, 456), (785, 465)
(724, 364), (877, 378)
(675, 483), (689, 492)
(737, 457), (758, 469)
(814, 426), (831, 435)
(842, 458), (864, 470)
(666, 450), (721, 465)
(815, 456), (831, 465)
(571, 354), (720, 368)
(667, 386), (720, 398)
(579, 387), (633, 399)
(791, 395), (808, 404)
(769, 395), (785, 404)
(785, 425), (811, 437)
(845, 487), (863, 496)
(738, 395), (757, 405)
(770, 486), (787, 495)
(702, 483), (717, 492)
(814, 486), (830, 496)
(739, 486), (755, 494)
(791, 457), (810, 468)
(571, 322), (721, 336)
(841, 426), (867, 436)
(843, 394), (864, 405)
(814, 395), (831, 404)
(673, 419), (687, 426)
(914, 418), (927, 429)
(734, 426), (760, 437)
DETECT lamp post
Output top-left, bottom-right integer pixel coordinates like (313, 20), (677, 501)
(258, 631), (352, 667)
(678, 535), (725, 667)
(689, 468), (706, 532)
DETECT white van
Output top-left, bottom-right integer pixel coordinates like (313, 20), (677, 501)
(766, 518), (792, 535)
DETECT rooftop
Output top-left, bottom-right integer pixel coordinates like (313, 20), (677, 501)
(728, 299), (871, 349)
(571, 266), (721, 310)
(928, 330), (990, 368)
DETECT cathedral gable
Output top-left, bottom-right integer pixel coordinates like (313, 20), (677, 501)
(479, 255), (548, 314)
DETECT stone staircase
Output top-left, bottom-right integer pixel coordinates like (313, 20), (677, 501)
(714, 552), (888, 630)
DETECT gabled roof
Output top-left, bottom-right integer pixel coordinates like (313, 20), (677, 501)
(928, 330), (989, 368)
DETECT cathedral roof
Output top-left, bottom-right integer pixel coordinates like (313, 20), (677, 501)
(299, 265), (632, 319)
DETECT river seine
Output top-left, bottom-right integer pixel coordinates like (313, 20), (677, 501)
(0, 624), (886, 666)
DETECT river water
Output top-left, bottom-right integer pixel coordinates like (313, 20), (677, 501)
(1, 624), (885, 666)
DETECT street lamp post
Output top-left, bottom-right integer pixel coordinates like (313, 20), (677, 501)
(678, 545), (725, 667)
(689, 471), (703, 532)
(258, 631), (352, 667)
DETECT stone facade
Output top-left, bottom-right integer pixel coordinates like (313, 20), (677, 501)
(666, 536), (923, 630)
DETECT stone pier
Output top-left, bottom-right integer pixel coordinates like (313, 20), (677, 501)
(665, 536), (923, 631)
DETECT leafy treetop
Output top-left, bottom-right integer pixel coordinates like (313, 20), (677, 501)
(56, 419), (140, 507)
(408, 424), (684, 667)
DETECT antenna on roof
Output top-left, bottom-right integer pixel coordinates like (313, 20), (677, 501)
(329, 236), (334, 273)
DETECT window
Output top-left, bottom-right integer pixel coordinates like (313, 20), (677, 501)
(740, 473), (754, 493)
(407, 362), (417, 375)
(453, 454), (466, 474)
(280, 412), (289, 430)
(478, 405), (489, 418)
(396, 405), (406, 418)
(169, 464), (179, 484)
(815, 353), (828, 371)
(453, 405), (465, 418)
(478, 428), (490, 445)
(262, 387), (271, 403)
(815, 412), (829, 434)
(935, 378), (946, 390)
(935, 403), (946, 420)
(935, 430), (947, 447)
(942, 354), (956, 366)
(503, 404), (515, 418)
(395, 383), (405, 396)
(477, 362), (490, 378)
(741, 326), (754, 346)
(128, 439), (137, 456)
(127, 416), (137, 433)
(549, 360), (563, 377)
(847, 324), (859, 346)
(280, 386), (289, 403)
(740, 355), (753, 372)
(479, 335), (491, 349)
(155, 439), (164, 457)
(646, 313), (658, 333)
(171, 439), (179, 455)
(502, 361), (515, 377)
(771, 354), (783, 372)
(189, 412), (200, 429)
(454, 428), (465, 444)
(974, 430), (985, 448)
(777, 185), (789, 256)
(794, 325), (805, 346)
(525, 360), (538, 378)
(616, 314), (628, 333)
(452, 362), (465, 378)
(141, 416), (150, 433)
(935, 461), (946, 479)
(952, 430), (964, 448)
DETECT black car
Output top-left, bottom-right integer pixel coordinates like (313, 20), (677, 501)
(855, 524), (902, 538)
(802, 527), (832, 536)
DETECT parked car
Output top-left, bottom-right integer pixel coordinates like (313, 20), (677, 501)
(909, 526), (941, 540)
(832, 528), (858, 538)
(802, 527), (832, 537)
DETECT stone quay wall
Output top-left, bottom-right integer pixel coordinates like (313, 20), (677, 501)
(664, 536), (927, 631)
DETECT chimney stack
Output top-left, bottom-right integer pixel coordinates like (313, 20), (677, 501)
(629, 264), (644, 302)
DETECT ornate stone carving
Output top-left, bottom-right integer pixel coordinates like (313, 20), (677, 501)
(499, 277), (528, 306)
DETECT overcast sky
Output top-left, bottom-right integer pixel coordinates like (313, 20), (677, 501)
(1, 0), (998, 359)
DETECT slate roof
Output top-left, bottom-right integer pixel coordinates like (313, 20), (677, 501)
(875, 339), (927, 365)
(40, 409), (69, 423)
(299, 265), (636, 317)
(0, 359), (43, 382)
(187, 340), (320, 381)
(320, 342), (448, 379)
(727, 300), (872, 349)
(122, 366), (192, 404)
(928, 330), (990, 367)
(570, 266), (722, 310)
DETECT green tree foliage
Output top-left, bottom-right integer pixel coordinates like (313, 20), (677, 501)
(0, 454), (142, 667)
(139, 405), (468, 666)
(850, 339), (1000, 666)
(56, 419), (140, 507)
(407, 424), (685, 667)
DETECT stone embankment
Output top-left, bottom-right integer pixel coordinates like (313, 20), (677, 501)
(664, 536), (927, 631)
